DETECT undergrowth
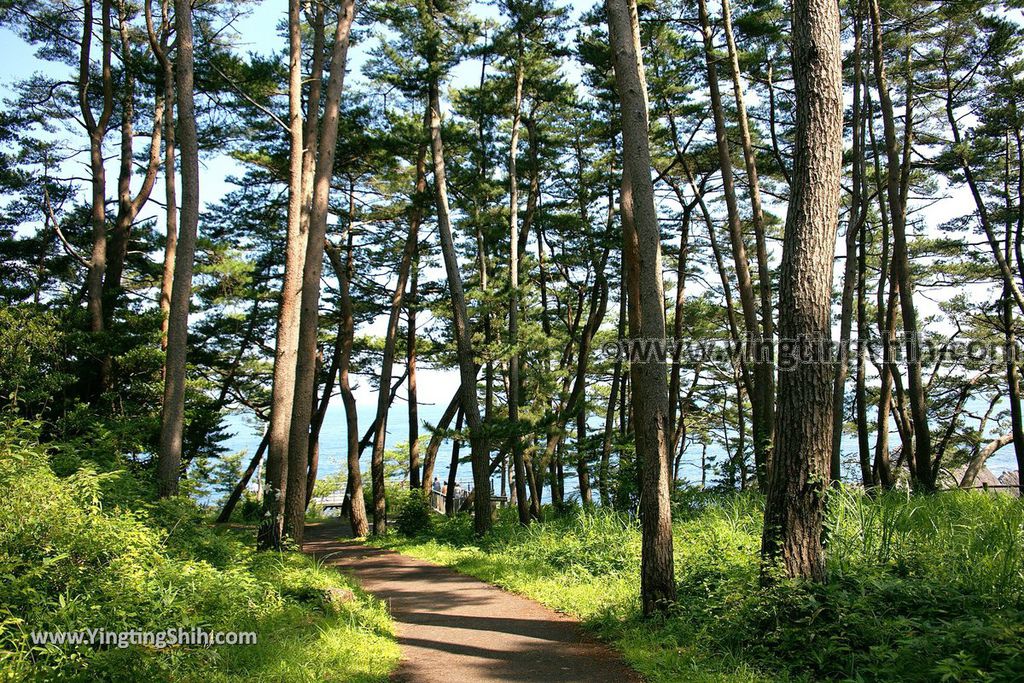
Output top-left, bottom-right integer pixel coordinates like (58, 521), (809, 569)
(373, 488), (1024, 682)
(0, 418), (400, 682)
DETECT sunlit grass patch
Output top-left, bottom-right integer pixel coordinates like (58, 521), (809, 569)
(373, 490), (1024, 682)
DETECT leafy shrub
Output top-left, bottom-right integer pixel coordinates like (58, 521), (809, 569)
(394, 489), (433, 537)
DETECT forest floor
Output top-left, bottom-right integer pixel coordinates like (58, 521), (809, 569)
(302, 520), (640, 682)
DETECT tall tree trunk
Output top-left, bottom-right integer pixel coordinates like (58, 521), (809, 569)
(156, 0), (199, 497)
(158, 72), (176, 351)
(104, 5), (164, 322)
(868, 0), (933, 490)
(259, 0), (309, 548)
(284, 0), (356, 544)
(427, 65), (492, 533)
(606, 0), (676, 616)
(697, 0), (773, 489)
(600, 263), (627, 507)
(830, 1), (865, 482)
(722, 0), (775, 422)
(81, 0), (115, 394)
(145, 0), (176, 352)
(408, 232), (421, 489)
(855, 216), (873, 487)
(507, 54), (531, 525)
(760, 0), (842, 582)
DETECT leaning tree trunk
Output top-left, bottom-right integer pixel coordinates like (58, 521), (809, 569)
(284, 0), (356, 545)
(428, 72), (492, 534)
(759, 0), (843, 582)
(369, 151), (424, 534)
(606, 0), (676, 616)
(217, 431), (269, 523)
(157, 0), (200, 498)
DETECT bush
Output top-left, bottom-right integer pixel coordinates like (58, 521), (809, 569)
(394, 489), (433, 537)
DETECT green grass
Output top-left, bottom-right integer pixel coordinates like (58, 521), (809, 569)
(371, 489), (1024, 682)
(0, 419), (400, 682)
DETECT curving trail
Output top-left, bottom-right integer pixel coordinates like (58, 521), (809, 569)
(303, 521), (641, 682)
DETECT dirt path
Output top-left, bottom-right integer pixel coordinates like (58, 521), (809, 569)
(303, 521), (641, 682)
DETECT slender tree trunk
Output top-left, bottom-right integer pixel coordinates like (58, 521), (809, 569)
(428, 68), (492, 533)
(697, 0), (773, 489)
(723, 0), (775, 420)
(606, 0), (676, 616)
(105, 5), (164, 322)
(600, 275), (626, 507)
(147, 0), (176, 353)
(855, 217), (873, 487)
(507, 55), (531, 525)
(159, 73), (176, 351)
(760, 0), (842, 582)
(868, 0), (933, 490)
(259, 0), (309, 548)
(217, 431), (269, 523)
(156, 0), (199, 498)
(369, 147), (425, 533)
(830, 2), (865, 482)
(445, 410), (465, 515)
(81, 0), (115, 395)
(284, 0), (356, 544)
(421, 387), (462, 489)
(326, 239), (370, 536)
(408, 237), (421, 489)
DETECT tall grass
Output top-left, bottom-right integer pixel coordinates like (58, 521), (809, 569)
(375, 487), (1024, 682)
(0, 419), (400, 681)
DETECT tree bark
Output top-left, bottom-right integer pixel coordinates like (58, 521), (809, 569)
(697, 0), (773, 489)
(868, 0), (933, 490)
(427, 65), (492, 533)
(760, 0), (842, 582)
(326, 238), (369, 536)
(284, 0), (356, 544)
(606, 0), (676, 615)
(157, 0), (200, 498)
(259, 0), (310, 548)
(831, 1), (865, 482)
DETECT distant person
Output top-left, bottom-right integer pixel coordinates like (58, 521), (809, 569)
(432, 477), (441, 492)
(441, 482), (448, 496)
